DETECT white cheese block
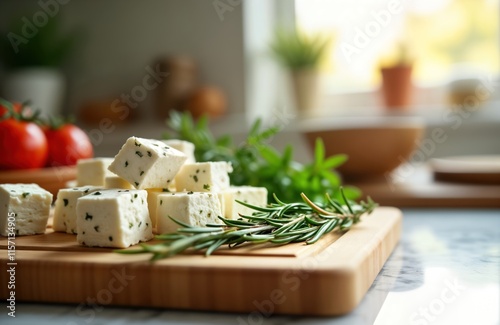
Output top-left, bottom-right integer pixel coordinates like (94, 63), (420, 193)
(156, 192), (223, 234)
(76, 189), (153, 248)
(174, 162), (232, 192)
(146, 188), (172, 230)
(222, 186), (268, 220)
(108, 137), (187, 189)
(0, 184), (52, 236)
(162, 139), (196, 163)
(104, 176), (133, 189)
(77, 158), (115, 186)
(53, 186), (103, 234)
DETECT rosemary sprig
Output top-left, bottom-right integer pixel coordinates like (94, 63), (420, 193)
(116, 189), (378, 261)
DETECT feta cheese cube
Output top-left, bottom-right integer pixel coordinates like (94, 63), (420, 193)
(222, 186), (268, 220)
(0, 184), (53, 236)
(53, 186), (103, 234)
(77, 158), (115, 186)
(108, 137), (187, 189)
(162, 139), (196, 163)
(104, 176), (133, 189)
(146, 188), (172, 230)
(156, 192), (223, 234)
(174, 162), (232, 192)
(76, 189), (153, 248)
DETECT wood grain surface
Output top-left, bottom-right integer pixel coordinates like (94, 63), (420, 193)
(0, 207), (402, 316)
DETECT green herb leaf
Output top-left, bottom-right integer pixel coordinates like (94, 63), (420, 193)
(163, 112), (358, 203)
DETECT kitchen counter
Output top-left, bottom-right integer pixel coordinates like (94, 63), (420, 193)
(2, 209), (499, 325)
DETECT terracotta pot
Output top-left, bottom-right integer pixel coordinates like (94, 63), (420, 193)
(380, 65), (413, 110)
(291, 69), (320, 112)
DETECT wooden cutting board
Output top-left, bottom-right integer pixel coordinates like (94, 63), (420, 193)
(0, 207), (401, 316)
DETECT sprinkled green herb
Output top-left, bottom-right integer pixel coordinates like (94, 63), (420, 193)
(135, 151), (143, 158)
(134, 140), (141, 147)
(109, 236), (113, 241)
(135, 182), (139, 187)
(125, 161), (129, 167)
(160, 200), (163, 205)
(187, 191), (194, 194)
(94, 225), (99, 232)
(134, 194), (138, 199)
(93, 192), (102, 196)
(162, 188), (170, 192)
(147, 151), (152, 157)
(140, 171), (144, 176)
(63, 199), (69, 207)
(203, 184), (210, 190)
(193, 175), (198, 182)
(84, 188), (90, 194)
(22, 192), (30, 198)
(85, 213), (93, 221)
(129, 222), (133, 229)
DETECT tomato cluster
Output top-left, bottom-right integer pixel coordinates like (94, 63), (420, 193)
(0, 99), (93, 170)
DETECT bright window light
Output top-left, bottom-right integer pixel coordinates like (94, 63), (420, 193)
(295, 0), (500, 93)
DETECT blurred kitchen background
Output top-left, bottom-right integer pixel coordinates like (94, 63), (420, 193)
(0, 0), (499, 199)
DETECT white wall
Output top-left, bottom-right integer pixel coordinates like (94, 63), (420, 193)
(0, 0), (246, 116)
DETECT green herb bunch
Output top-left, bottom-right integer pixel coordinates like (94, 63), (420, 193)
(163, 112), (359, 203)
(1, 16), (79, 69)
(270, 29), (330, 70)
(117, 190), (377, 261)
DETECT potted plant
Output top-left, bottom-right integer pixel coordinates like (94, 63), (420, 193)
(380, 42), (414, 110)
(270, 29), (329, 113)
(0, 16), (78, 116)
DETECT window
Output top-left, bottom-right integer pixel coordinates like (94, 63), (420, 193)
(295, 0), (499, 96)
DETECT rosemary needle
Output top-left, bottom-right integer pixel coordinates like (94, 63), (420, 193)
(116, 188), (378, 261)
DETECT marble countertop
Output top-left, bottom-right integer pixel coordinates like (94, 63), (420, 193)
(2, 209), (499, 325)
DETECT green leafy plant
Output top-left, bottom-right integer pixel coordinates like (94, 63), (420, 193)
(117, 190), (377, 261)
(163, 111), (360, 203)
(0, 16), (79, 70)
(270, 29), (329, 70)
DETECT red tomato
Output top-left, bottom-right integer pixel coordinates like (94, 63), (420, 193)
(44, 124), (93, 166)
(0, 119), (48, 169)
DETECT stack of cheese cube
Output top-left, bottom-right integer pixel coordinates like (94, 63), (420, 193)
(52, 136), (267, 249)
